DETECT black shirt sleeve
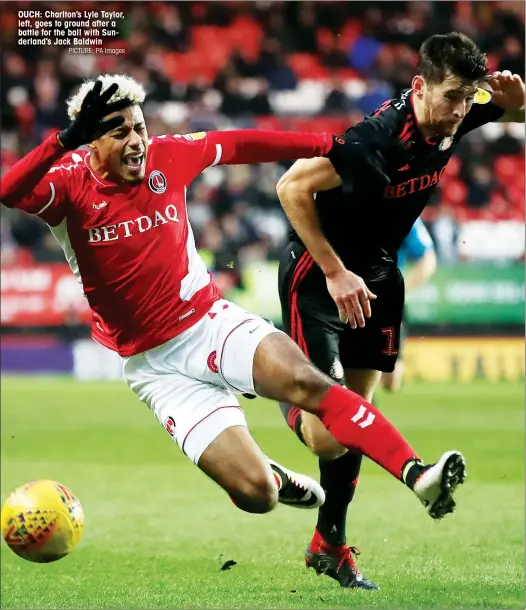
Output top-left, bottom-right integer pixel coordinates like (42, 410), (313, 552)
(325, 105), (401, 191)
(457, 102), (505, 136)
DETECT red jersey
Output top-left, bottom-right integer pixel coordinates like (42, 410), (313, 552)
(2, 129), (332, 356)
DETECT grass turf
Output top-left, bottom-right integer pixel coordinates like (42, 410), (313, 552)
(1, 377), (524, 609)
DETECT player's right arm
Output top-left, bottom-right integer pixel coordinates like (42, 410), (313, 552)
(0, 134), (70, 225)
(1, 80), (131, 225)
(277, 155), (378, 329)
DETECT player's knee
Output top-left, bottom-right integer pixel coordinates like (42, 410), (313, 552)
(230, 473), (278, 514)
(285, 362), (332, 409)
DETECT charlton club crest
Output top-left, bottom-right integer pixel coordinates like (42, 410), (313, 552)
(439, 137), (454, 151)
(149, 170), (167, 194)
(164, 416), (176, 438)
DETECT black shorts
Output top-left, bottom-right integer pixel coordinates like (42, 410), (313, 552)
(278, 242), (405, 376)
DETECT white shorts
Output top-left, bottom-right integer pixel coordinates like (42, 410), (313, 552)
(122, 299), (283, 464)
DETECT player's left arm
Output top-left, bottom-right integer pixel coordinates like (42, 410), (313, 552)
(188, 130), (334, 173)
(488, 71), (525, 123)
(458, 72), (525, 134)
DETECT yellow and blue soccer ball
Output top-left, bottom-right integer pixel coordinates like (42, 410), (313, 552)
(1, 480), (84, 563)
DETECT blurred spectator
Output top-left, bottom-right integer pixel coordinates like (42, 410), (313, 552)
(466, 165), (494, 209)
(263, 10), (296, 54)
(349, 33), (383, 74)
(349, 8), (384, 73)
(257, 40), (298, 91)
(498, 36), (525, 77)
(490, 124), (524, 157)
(34, 71), (69, 142)
(321, 77), (355, 115)
(430, 206), (459, 264)
(220, 76), (249, 116)
(150, 4), (190, 52)
(2, 51), (34, 132)
(375, 45), (417, 97)
(248, 80), (272, 115)
(230, 48), (262, 79)
(219, 76), (271, 117)
(384, 2), (428, 49)
(318, 39), (351, 70)
(356, 80), (394, 117)
(291, 4), (318, 54)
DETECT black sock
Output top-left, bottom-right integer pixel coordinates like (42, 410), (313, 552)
(278, 402), (306, 446)
(316, 451), (363, 547)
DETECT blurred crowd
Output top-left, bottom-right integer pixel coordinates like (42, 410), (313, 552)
(1, 0), (525, 274)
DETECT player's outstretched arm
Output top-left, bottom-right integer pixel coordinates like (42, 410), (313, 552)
(276, 157), (376, 329)
(203, 129), (334, 167)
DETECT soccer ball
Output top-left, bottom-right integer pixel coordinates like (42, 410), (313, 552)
(1, 480), (84, 563)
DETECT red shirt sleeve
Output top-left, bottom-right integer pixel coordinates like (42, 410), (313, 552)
(170, 130), (333, 176)
(1, 134), (70, 226)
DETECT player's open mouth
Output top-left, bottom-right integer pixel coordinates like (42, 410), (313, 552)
(122, 153), (144, 172)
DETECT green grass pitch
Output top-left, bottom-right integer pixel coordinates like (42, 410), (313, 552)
(1, 377), (524, 609)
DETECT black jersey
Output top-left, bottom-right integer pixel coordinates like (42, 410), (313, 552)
(290, 89), (504, 281)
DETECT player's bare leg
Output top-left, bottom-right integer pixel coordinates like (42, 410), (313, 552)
(382, 360), (405, 392)
(197, 425), (278, 514)
(252, 333), (466, 521)
(197, 425), (325, 514)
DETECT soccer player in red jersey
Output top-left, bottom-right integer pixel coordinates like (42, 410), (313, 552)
(2, 75), (465, 538)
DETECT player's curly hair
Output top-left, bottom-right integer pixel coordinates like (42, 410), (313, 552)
(417, 33), (488, 84)
(66, 74), (146, 120)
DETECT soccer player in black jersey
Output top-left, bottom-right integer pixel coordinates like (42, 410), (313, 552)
(276, 33), (525, 590)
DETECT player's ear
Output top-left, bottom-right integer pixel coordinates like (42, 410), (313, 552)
(412, 75), (425, 99)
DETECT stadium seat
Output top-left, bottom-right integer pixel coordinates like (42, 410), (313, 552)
(288, 54), (330, 80)
(317, 28), (335, 49)
(162, 51), (219, 83)
(494, 155), (522, 182)
(336, 19), (361, 51)
(227, 16), (263, 59)
(441, 180), (468, 207)
(442, 155), (462, 178)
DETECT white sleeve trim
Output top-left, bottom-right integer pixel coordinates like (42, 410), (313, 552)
(36, 182), (56, 215)
(211, 143), (222, 167)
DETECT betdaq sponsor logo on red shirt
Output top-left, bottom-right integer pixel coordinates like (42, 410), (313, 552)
(87, 204), (180, 243)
